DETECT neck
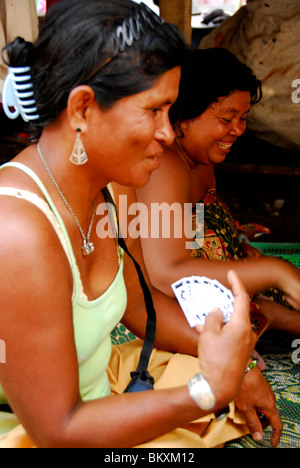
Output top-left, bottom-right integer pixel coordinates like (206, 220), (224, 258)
(173, 122), (198, 170)
(174, 137), (198, 170)
(36, 131), (108, 229)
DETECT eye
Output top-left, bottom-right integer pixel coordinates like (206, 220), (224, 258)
(221, 118), (231, 124)
(152, 107), (162, 115)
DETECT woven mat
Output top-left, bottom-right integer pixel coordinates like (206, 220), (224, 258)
(226, 333), (300, 448)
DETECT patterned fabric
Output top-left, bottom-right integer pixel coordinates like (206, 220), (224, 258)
(192, 188), (289, 309)
(192, 188), (243, 261)
(111, 323), (137, 346)
(226, 350), (300, 448)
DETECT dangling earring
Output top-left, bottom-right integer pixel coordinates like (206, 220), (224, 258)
(69, 128), (88, 165)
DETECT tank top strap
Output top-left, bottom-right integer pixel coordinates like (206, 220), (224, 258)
(0, 161), (82, 297)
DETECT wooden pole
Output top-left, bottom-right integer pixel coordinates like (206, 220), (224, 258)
(159, 0), (192, 45)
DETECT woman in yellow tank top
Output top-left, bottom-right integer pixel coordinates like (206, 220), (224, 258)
(0, 0), (285, 448)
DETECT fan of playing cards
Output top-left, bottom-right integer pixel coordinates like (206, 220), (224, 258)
(171, 276), (234, 328)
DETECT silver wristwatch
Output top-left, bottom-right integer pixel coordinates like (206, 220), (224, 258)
(188, 373), (216, 411)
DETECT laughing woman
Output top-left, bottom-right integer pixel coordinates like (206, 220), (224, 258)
(136, 48), (300, 338)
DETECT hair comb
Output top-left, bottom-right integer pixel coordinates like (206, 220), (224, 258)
(112, 2), (165, 54)
(85, 3), (165, 83)
(2, 66), (40, 122)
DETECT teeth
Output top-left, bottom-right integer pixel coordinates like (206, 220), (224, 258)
(217, 142), (233, 150)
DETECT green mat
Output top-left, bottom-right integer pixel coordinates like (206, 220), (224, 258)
(226, 345), (300, 448)
(111, 323), (137, 346)
(251, 242), (300, 269)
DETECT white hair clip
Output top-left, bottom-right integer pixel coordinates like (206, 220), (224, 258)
(2, 66), (40, 122)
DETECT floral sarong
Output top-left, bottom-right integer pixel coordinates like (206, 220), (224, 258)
(191, 188), (289, 337)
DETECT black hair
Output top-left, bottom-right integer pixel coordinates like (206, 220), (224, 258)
(169, 48), (262, 125)
(2, 0), (187, 129)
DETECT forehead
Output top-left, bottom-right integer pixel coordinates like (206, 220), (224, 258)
(106, 67), (181, 116)
(138, 66), (181, 105)
(213, 91), (251, 114)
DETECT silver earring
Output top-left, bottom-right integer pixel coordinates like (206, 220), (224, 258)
(69, 129), (88, 165)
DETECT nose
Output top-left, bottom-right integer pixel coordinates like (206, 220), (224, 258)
(154, 111), (175, 146)
(229, 119), (246, 138)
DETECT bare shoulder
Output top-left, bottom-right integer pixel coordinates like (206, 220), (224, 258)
(137, 145), (191, 204)
(0, 193), (75, 361)
(156, 145), (190, 183)
(0, 195), (72, 311)
(0, 196), (81, 437)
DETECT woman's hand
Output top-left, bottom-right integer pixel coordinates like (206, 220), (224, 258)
(235, 366), (283, 448)
(196, 270), (257, 409)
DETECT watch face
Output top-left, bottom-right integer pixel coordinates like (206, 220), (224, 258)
(188, 374), (216, 411)
(199, 390), (216, 411)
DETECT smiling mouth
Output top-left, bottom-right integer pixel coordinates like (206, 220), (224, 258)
(148, 154), (161, 169)
(217, 142), (234, 150)
(149, 151), (163, 161)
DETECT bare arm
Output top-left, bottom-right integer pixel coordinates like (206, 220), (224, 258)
(113, 184), (283, 448)
(111, 182), (199, 355)
(0, 198), (254, 448)
(122, 233), (199, 356)
(135, 151), (300, 309)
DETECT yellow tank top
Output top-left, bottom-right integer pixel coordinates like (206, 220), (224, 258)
(0, 162), (127, 410)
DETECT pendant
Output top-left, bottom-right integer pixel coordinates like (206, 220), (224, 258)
(81, 241), (95, 257)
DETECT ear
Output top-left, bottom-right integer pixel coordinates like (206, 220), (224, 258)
(67, 86), (96, 134)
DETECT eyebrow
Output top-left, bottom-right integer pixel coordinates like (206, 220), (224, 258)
(220, 108), (251, 116)
(160, 98), (176, 107)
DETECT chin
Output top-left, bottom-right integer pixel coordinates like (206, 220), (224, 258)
(132, 173), (153, 188)
(118, 171), (153, 189)
(212, 152), (229, 165)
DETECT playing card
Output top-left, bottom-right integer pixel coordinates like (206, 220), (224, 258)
(171, 278), (192, 316)
(211, 279), (234, 320)
(171, 276), (234, 327)
(186, 282), (212, 327)
(171, 277), (203, 327)
(190, 277), (216, 314)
